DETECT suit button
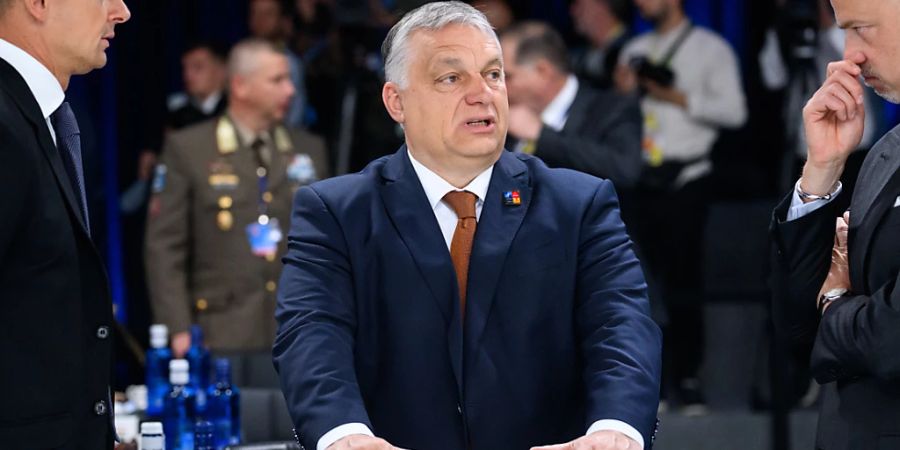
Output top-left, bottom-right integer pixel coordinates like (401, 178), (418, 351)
(457, 404), (462, 414)
(94, 400), (108, 416)
(96, 326), (110, 339)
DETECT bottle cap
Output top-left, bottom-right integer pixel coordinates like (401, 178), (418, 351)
(149, 324), (168, 349)
(169, 359), (189, 385)
(140, 421), (163, 434)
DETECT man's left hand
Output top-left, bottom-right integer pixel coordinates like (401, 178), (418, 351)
(531, 430), (640, 450)
(508, 105), (543, 141)
(819, 211), (851, 313)
(642, 79), (688, 109)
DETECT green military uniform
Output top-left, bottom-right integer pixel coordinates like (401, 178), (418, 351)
(145, 115), (329, 352)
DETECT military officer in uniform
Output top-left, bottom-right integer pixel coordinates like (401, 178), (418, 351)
(146, 38), (329, 358)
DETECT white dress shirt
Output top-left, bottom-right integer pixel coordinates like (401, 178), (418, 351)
(542, 75), (580, 132)
(317, 151), (645, 450)
(787, 179), (844, 221)
(0, 38), (65, 145)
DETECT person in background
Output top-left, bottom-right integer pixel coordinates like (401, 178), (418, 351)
(615, 0), (747, 412)
(167, 41), (229, 131)
(145, 39), (329, 359)
(502, 21), (643, 189)
(473, 0), (515, 34)
(250, 0), (308, 128)
(570, 0), (632, 90)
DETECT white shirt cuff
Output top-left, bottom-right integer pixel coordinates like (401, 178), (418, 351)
(787, 179), (842, 221)
(317, 423), (374, 450)
(587, 419), (644, 449)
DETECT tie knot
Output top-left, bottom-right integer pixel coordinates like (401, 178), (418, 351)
(51, 101), (80, 139)
(443, 190), (477, 219)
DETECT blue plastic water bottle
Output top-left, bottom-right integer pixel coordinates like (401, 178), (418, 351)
(146, 324), (172, 417)
(195, 420), (215, 450)
(186, 324), (211, 413)
(163, 359), (197, 450)
(208, 358), (242, 447)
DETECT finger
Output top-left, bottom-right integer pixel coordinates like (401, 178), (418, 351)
(843, 210), (851, 225)
(820, 92), (851, 121)
(826, 59), (862, 79)
(826, 84), (859, 121)
(827, 69), (866, 105)
(532, 444), (574, 450)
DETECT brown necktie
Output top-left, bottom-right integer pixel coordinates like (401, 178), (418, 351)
(443, 191), (478, 320)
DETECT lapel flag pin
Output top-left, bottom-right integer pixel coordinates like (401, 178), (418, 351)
(503, 190), (522, 206)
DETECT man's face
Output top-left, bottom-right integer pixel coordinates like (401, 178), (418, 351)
(501, 38), (546, 111)
(833, 0), (900, 103)
(633, 0), (669, 24)
(46, 0), (131, 74)
(392, 24), (508, 168)
(249, 0), (284, 40)
(234, 51), (295, 123)
(571, 0), (608, 37)
(182, 49), (226, 99)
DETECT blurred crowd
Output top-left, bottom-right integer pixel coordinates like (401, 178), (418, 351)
(108, 0), (890, 421)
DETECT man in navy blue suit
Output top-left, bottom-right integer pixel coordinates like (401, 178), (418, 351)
(273, 3), (662, 450)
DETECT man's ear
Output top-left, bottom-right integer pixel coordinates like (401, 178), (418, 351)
(23, 0), (50, 22)
(382, 81), (405, 124)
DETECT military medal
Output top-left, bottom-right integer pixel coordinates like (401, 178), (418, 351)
(217, 210), (233, 231)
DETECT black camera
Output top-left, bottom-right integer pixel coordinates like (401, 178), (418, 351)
(629, 56), (676, 88)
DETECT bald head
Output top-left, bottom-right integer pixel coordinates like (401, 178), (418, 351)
(227, 38), (283, 79)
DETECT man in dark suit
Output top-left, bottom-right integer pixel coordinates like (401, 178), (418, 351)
(501, 21), (643, 190)
(0, 0), (130, 448)
(274, 3), (661, 450)
(770, 0), (900, 448)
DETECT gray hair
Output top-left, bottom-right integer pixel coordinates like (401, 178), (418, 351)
(227, 38), (284, 78)
(381, 1), (498, 89)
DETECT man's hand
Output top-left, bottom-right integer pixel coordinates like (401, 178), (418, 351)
(614, 65), (638, 94)
(328, 435), (404, 450)
(171, 331), (190, 358)
(819, 211), (851, 313)
(532, 430), (640, 450)
(508, 105), (543, 141)
(642, 79), (688, 109)
(801, 53), (867, 196)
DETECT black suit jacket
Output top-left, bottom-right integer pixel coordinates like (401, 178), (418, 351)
(0, 58), (115, 448)
(771, 126), (900, 449)
(514, 83), (643, 190)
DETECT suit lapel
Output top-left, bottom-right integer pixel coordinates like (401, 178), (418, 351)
(561, 85), (591, 134)
(377, 147), (465, 395)
(464, 152), (532, 360)
(850, 141), (900, 294)
(0, 59), (90, 237)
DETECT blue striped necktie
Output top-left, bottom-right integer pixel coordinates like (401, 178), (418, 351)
(51, 101), (90, 234)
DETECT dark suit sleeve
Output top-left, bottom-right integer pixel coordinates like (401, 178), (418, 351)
(273, 186), (372, 450)
(0, 119), (32, 263)
(769, 192), (843, 352)
(534, 97), (643, 189)
(811, 273), (900, 383)
(576, 180), (662, 443)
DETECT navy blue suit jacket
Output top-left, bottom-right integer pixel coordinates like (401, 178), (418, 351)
(274, 148), (661, 450)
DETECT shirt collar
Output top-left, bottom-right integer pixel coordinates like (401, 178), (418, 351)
(541, 75), (579, 132)
(0, 38), (64, 120)
(408, 150), (493, 210)
(197, 91), (223, 115)
(229, 114), (271, 148)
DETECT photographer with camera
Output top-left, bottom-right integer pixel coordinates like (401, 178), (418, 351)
(614, 0), (747, 412)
